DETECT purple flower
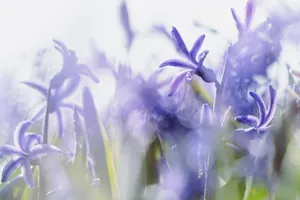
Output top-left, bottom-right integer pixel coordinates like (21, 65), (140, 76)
(159, 26), (219, 96)
(234, 85), (277, 136)
(0, 121), (62, 188)
(22, 81), (82, 138)
(231, 0), (256, 36)
(51, 39), (99, 89)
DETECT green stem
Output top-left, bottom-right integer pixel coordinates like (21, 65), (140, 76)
(38, 86), (52, 200)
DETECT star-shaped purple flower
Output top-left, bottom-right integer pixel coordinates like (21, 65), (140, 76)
(235, 85), (277, 133)
(0, 121), (62, 188)
(22, 80), (82, 138)
(51, 39), (99, 89)
(233, 85), (277, 151)
(159, 26), (219, 96)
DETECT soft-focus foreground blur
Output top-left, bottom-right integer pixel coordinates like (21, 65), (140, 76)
(1, 0), (300, 199)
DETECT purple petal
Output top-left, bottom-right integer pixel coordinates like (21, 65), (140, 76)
(29, 144), (62, 159)
(76, 64), (99, 83)
(245, 0), (256, 31)
(159, 59), (195, 69)
(200, 103), (213, 125)
(53, 39), (68, 54)
(22, 81), (47, 97)
(14, 121), (32, 152)
(190, 34), (205, 63)
(1, 157), (23, 182)
(0, 145), (25, 157)
(168, 69), (191, 97)
(24, 133), (43, 153)
(261, 85), (277, 127)
(171, 26), (190, 58)
(57, 75), (80, 99)
(235, 115), (258, 127)
(230, 8), (244, 33)
(197, 50), (209, 67)
(21, 159), (34, 188)
(249, 92), (266, 127)
(56, 109), (64, 138)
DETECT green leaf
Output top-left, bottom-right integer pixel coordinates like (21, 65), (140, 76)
(82, 87), (119, 199)
(0, 176), (25, 200)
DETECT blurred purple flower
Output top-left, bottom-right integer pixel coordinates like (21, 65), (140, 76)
(51, 39), (99, 89)
(159, 26), (219, 96)
(231, 0), (256, 37)
(22, 81), (82, 138)
(0, 120), (62, 188)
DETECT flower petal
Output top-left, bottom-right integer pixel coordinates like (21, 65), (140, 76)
(200, 103), (213, 125)
(0, 145), (25, 157)
(249, 91), (266, 127)
(245, 0), (256, 31)
(29, 144), (62, 159)
(14, 121), (32, 152)
(56, 109), (64, 138)
(235, 115), (258, 127)
(53, 39), (68, 54)
(159, 59), (195, 69)
(22, 81), (47, 97)
(168, 69), (191, 97)
(76, 64), (99, 83)
(57, 75), (80, 99)
(190, 34), (205, 63)
(230, 8), (244, 33)
(261, 85), (277, 127)
(1, 157), (23, 182)
(24, 133), (43, 153)
(21, 159), (34, 188)
(197, 50), (209, 67)
(171, 26), (190, 58)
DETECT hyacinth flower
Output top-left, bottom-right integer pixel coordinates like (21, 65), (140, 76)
(234, 85), (277, 140)
(159, 26), (219, 96)
(22, 80), (82, 138)
(231, 0), (256, 37)
(51, 39), (99, 89)
(0, 120), (62, 188)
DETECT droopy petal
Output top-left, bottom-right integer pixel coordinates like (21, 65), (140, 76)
(168, 69), (191, 97)
(249, 92), (266, 127)
(190, 34), (205, 63)
(159, 59), (195, 69)
(261, 85), (277, 128)
(200, 103), (213, 125)
(29, 144), (62, 159)
(0, 145), (25, 157)
(1, 157), (23, 182)
(21, 159), (34, 188)
(235, 115), (258, 127)
(171, 26), (190, 58)
(22, 81), (47, 97)
(13, 121), (32, 152)
(77, 64), (100, 83)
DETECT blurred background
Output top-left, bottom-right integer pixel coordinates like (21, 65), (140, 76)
(0, 0), (300, 156)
